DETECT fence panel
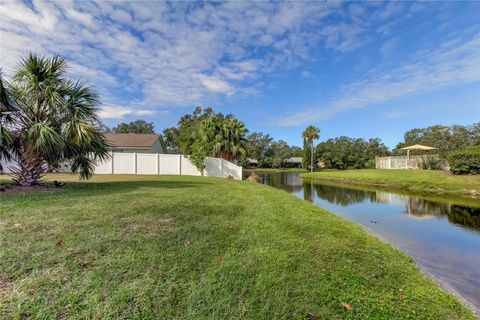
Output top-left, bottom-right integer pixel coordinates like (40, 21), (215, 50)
(222, 159), (242, 180)
(181, 156), (202, 176)
(113, 153), (135, 174)
(376, 155), (443, 170)
(95, 157), (113, 174)
(159, 154), (180, 175)
(137, 153), (158, 175)
(204, 157), (222, 177)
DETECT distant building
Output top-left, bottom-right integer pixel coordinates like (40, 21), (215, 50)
(104, 133), (167, 153)
(283, 157), (303, 168)
(246, 158), (259, 168)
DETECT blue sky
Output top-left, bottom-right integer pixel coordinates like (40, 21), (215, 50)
(1, 1), (479, 148)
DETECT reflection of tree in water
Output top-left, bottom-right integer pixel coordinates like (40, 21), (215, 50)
(259, 172), (480, 232)
(264, 172), (304, 193)
(311, 183), (376, 206)
(303, 181), (313, 202)
(448, 205), (480, 231)
(397, 195), (480, 231)
(403, 197), (448, 217)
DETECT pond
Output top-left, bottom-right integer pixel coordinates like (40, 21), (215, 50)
(247, 171), (480, 312)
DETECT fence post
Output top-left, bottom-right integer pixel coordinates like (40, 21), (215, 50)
(221, 158), (224, 178)
(179, 154), (182, 175)
(388, 157), (392, 169)
(156, 153), (160, 175)
(134, 152), (137, 174)
(111, 151), (114, 174)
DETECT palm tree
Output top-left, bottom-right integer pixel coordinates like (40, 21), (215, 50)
(189, 113), (247, 170)
(202, 114), (247, 161)
(2, 53), (109, 186)
(302, 125), (320, 172)
(0, 74), (16, 171)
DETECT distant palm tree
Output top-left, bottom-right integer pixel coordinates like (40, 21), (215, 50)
(302, 125), (320, 172)
(1, 53), (109, 186)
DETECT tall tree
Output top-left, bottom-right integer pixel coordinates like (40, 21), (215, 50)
(190, 113), (247, 168)
(162, 127), (180, 151)
(1, 53), (109, 185)
(395, 123), (479, 156)
(244, 131), (273, 163)
(166, 107), (247, 169)
(112, 119), (155, 134)
(302, 125), (320, 172)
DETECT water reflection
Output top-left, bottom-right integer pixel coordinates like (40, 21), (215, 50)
(257, 172), (480, 231)
(251, 171), (480, 310)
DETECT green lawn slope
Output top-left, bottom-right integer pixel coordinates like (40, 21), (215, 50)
(0, 174), (473, 319)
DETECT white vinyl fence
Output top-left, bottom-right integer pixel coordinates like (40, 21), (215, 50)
(1, 153), (243, 180)
(375, 155), (446, 170)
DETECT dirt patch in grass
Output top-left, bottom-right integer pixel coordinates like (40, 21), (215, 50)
(0, 183), (63, 195)
(0, 280), (13, 299)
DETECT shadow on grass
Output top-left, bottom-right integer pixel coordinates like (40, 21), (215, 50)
(0, 178), (217, 201)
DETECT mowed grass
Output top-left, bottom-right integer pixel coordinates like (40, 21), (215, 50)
(0, 174), (473, 319)
(302, 169), (480, 200)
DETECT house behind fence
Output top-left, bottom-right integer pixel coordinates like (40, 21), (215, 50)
(375, 155), (447, 170)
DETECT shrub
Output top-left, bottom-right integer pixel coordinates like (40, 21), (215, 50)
(447, 145), (480, 175)
(420, 156), (444, 170)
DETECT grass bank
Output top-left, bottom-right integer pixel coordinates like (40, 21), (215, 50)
(301, 169), (480, 201)
(0, 174), (473, 319)
(244, 168), (307, 175)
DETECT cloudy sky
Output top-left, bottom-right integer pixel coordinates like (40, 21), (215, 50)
(1, 1), (479, 147)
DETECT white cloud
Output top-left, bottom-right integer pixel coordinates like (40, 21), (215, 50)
(99, 106), (156, 119)
(276, 33), (480, 126)
(0, 1), (462, 123)
(196, 74), (234, 94)
(0, 0), (352, 113)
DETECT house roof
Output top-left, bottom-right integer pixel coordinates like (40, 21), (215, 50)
(247, 158), (259, 164)
(284, 157), (303, 163)
(104, 133), (160, 148)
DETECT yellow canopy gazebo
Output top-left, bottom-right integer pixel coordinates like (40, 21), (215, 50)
(399, 144), (437, 157)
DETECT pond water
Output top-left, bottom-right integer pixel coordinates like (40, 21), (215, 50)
(248, 171), (480, 312)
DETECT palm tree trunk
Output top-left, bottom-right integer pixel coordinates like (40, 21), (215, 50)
(12, 145), (46, 186)
(12, 158), (46, 186)
(310, 141), (314, 172)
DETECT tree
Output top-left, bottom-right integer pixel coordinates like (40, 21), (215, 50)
(0, 74), (16, 172)
(162, 127), (180, 151)
(167, 107), (247, 169)
(316, 136), (389, 169)
(1, 53), (109, 185)
(176, 106), (214, 155)
(112, 119), (154, 134)
(190, 113), (247, 169)
(302, 125), (320, 172)
(394, 123), (479, 157)
(268, 140), (293, 168)
(244, 131), (273, 164)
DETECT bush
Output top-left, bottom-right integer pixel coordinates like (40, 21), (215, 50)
(420, 156), (444, 170)
(447, 145), (480, 174)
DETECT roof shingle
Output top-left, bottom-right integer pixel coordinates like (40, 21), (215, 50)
(104, 133), (160, 148)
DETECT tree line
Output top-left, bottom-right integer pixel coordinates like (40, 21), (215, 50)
(2, 53), (478, 187)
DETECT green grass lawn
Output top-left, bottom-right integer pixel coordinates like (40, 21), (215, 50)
(301, 169), (480, 201)
(0, 174), (473, 319)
